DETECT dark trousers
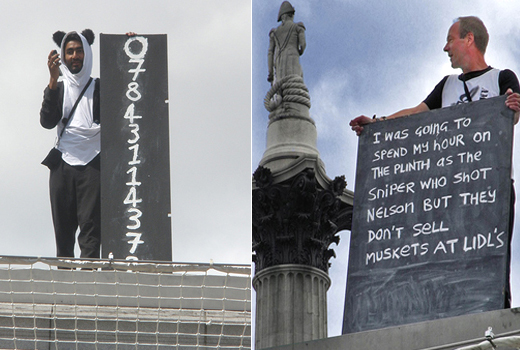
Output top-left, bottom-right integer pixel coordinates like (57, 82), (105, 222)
(49, 155), (101, 259)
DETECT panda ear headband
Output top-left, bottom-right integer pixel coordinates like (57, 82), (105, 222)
(52, 29), (95, 46)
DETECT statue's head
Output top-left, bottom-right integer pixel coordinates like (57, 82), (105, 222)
(277, 1), (295, 22)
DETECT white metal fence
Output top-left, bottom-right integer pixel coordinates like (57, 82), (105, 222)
(0, 256), (251, 349)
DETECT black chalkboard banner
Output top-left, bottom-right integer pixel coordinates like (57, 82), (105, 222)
(343, 96), (514, 334)
(100, 34), (172, 261)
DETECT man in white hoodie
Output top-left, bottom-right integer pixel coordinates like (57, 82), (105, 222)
(40, 29), (101, 259)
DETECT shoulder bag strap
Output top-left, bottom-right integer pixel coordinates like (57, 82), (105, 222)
(58, 77), (94, 140)
(460, 74), (473, 103)
(463, 80), (473, 102)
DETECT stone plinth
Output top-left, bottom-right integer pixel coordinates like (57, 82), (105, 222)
(253, 264), (330, 349)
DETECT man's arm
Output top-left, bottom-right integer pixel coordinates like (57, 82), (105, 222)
(349, 102), (430, 135)
(500, 70), (520, 124)
(505, 88), (520, 125)
(386, 102), (430, 119)
(40, 84), (63, 129)
(40, 50), (63, 129)
(350, 76), (447, 135)
(47, 49), (60, 90)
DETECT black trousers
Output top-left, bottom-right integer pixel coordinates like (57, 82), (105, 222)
(49, 155), (101, 259)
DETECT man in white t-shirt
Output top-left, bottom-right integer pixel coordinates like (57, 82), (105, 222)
(350, 16), (520, 130)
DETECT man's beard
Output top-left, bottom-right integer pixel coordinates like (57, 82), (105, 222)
(67, 60), (83, 74)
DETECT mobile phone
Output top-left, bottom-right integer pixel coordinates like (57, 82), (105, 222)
(51, 50), (61, 75)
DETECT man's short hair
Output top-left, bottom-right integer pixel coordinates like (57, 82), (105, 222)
(457, 16), (489, 54)
(64, 33), (82, 47)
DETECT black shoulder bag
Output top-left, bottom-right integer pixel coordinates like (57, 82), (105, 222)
(41, 77), (94, 170)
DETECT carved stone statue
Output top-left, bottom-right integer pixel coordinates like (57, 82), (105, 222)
(267, 1), (306, 84)
(264, 1), (310, 114)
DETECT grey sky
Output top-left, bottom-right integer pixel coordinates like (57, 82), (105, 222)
(253, 0), (520, 337)
(0, 0), (251, 265)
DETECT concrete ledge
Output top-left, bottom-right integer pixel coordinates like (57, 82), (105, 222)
(263, 307), (520, 350)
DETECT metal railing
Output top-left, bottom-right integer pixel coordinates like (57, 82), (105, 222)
(0, 255), (252, 349)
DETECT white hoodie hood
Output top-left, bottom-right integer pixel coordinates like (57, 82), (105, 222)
(57, 31), (100, 166)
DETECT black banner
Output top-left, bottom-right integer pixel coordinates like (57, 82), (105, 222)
(343, 96), (514, 333)
(100, 34), (171, 261)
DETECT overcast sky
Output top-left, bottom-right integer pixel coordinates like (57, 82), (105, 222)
(253, 0), (520, 337)
(0, 0), (251, 265)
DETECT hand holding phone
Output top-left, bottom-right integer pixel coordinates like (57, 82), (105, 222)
(49, 50), (60, 65)
(48, 49), (61, 89)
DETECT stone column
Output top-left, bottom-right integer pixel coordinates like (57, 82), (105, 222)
(252, 166), (351, 349)
(253, 2), (353, 348)
(253, 265), (330, 349)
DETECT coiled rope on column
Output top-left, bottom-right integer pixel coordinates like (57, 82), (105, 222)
(264, 74), (311, 112)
